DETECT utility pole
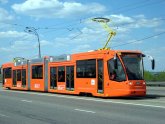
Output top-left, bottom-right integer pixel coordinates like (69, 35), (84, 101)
(25, 27), (41, 58)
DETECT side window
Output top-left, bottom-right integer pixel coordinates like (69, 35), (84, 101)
(32, 65), (43, 79)
(76, 59), (96, 78)
(17, 70), (21, 81)
(76, 61), (85, 78)
(108, 59), (115, 80)
(3, 67), (12, 78)
(108, 57), (126, 81)
(58, 66), (65, 82)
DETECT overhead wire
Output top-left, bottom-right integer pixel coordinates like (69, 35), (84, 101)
(53, 0), (165, 39)
(36, 18), (86, 32)
(0, 0), (164, 32)
(0, 0), (165, 43)
(112, 0), (165, 14)
(113, 0), (152, 12)
(111, 31), (165, 48)
(0, 22), (26, 28)
(40, 21), (82, 34)
(111, 18), (165, 32)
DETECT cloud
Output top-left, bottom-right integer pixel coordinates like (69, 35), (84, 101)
(143, 46), (165, 71)
(53, 26), (106, 46)
(0, 30), (33, 39)
(12, 0), (106, 19)
(1, 14), (163, 68)
(0, 41), (33, 53)
(0, 30), (36, 52)
(0, 0), (8, 4)
(0, 8), (14, 22)
(0, 40), (37, 53)
(154, 28), (165, 33)
(109, 14), (134, 25)
(109, 14), (161, 29)
(40, 40), (53, 46)
(9, 40), (52, 50)
(0, 31), (53, 52)
(83, 14), (161, 36)
(144, 47), (165, 55)
(71, 44), (91, 53)
(10, 40), (34, 50)
(0, 30), (53, 55)
(0, 47), (11, 52)
(49, 14), (163, 54)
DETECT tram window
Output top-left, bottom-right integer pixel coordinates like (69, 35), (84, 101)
(17, 70), (21, 81)
(32, 65), (43, 79)
(58, 66), (65, 82)
(4, 68), (12, 78)
(108, 58), (126, 82)
(76, 59), (96, 78)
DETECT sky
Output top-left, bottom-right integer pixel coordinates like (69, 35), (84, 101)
(0, 0), (165, 71)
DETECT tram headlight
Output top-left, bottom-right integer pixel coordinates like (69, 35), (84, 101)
(143, 82), (146, 85)
(129, 82), (133, 85)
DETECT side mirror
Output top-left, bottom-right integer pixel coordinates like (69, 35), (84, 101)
(114, 54), (118, 69)
(142, 54), (155, 70)
(151, 59), (155, 70)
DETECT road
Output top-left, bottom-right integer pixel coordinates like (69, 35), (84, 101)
(0, 86), (165, 124)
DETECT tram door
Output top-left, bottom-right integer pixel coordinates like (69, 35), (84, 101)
(50, 67), (57, 89)
(66, 66), (74, 91)
(12, 69), (26, 87)
(97, 60), (104, 93)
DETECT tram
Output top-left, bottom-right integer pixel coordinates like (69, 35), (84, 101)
(1, 49), (155, 97)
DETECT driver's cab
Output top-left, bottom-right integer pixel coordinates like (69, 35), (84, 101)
(106, 50), (155, 97)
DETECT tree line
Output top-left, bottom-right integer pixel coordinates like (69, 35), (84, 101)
(144, 71), (165, 82)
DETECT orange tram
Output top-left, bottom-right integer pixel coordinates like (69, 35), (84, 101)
(1, 49), (155, 97)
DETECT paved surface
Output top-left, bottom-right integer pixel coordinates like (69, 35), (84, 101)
(0, 85), (165, 124)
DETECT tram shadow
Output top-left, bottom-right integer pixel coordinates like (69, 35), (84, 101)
(3, 87), (165, 100)
(106, 94), (165, 100)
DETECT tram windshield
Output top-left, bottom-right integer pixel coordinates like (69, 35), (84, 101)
(121, 54), (144, 80)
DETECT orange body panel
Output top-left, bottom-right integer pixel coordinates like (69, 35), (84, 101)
(3, 78), (12, 88)
(30, 63), (45, 91)
(30, 79), (45, 91)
